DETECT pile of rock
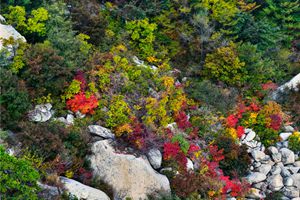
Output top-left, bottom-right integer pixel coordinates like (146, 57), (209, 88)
(241, 127), (300, 199)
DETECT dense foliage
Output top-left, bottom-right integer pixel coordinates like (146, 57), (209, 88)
(0, 0), (299, 199)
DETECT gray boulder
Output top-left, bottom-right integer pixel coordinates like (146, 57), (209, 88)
(89, 140), (171, 199)
(88, 125), (115, 139)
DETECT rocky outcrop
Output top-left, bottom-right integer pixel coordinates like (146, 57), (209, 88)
(272, 73), (300, 100)
(60, 177), (110, 200)
(89, 140), (171, 200)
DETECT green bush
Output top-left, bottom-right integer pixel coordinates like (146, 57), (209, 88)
(0, 68), (31, 129)
(202, 42), (246, 86)
(0, 145), (40, 199)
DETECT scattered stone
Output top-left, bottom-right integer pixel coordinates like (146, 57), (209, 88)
(280, 132), (293, 141)
(147, 148), (162, 169)
(294, 161), (300, 167)
(89, 140), (171, 199)
(60, 177), (110, 200)
(283, 186), (300, 198)
(257, 164), (272, 175)
(247, 172), (267, 184)
(28, 103), (53, 122)
(267, 174), (284, 191)
(281, 167), (292, 177)
(284, 177), (294, 187)
(66, 114), (74, 125)
(245, 131), (256, 141)
(268, 146), (278, 155)
(284, 126), (295, 133)
(88, 125), (115, 139)
(272, 153), (282, 163)
(247, 188), (266, 199)
(251, 150), (266, 162)
(280, 148), (295, 165)
(75, 111), (86, 119)
(291, 174), (300, 189)
(271, 165), (282, 175)
(187, 158), (194, 171)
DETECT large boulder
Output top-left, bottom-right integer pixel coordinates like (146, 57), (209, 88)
(272, 73), (300, 99)
(60, 177), (110, 200)
(0, 17), (26, 60)
(89, 140), (171, 200)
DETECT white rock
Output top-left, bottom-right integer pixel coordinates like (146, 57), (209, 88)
(271, 165), (282, 175)
(147, 148), (162, 169)
(285, 177), (294, 187)
(28, 104), (53, 122)
(75, 111), (86, 119)
(88, 125), (115, 139)
(283, 187), (300, 198)
(284, 126), (295, 133)
(247, 172), (267, 184)
(246, 188), (266, 199)
(257, 164), (272, 175)
(89, 140), (170, 199)
(66, 114), (74, 125)
(271, 153), (282, 163)
(187, 158), (194, 171)
(268, 174), (284, 191)
(294, 161), (300, 167)
(291, 174), (300, 189)
(268, 146), (279, 155)
(280, 132), (293, 141)
(245, 131), (256, 141)
(60, 177), (110, 200)
(280, 148), (295, 165)
(251, 150), (266, 161)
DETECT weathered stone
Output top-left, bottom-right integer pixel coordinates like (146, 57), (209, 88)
(246, 188), (266, 199)
(280, 148), (295, 165)
(147, 148), (162, 169)
(283, 186), (300, 198)
(280, 132), (293, 141)
(271, 165), (282, 175)
(295, 161), (300, 167)
(247, 172), (267, 184)
(267, 174), (284, 191)
(37, 182), (60, 200)
(66, 114), (74, 125)
(60, 177), (110, 200)
(245, 131), (256, 141)
(291, 174), (300, 189)
(187, 158), (194, 171)
(257, 164), (272, 175)
(284, 126), (295, 133)
(268, 146), (278, 155)
(251, 150), (266, 162)
(271, 153), (282, 163)
(88, 125), (115, 139)
(284, 177), (294, 187)
(28, 103), (53, 122)
(89, 140), (170, 199)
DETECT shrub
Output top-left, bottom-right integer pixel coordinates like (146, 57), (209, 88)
(215, 135), (251, 177)
(126, 18), (157, 59)
(186, 80), (237, 113)
(202, 42), (246, 86)
(288, 132), (300, 153)
(0, 68), (30, 129)
(23, 42), (73, 99)
(0, 145), (40, 199)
